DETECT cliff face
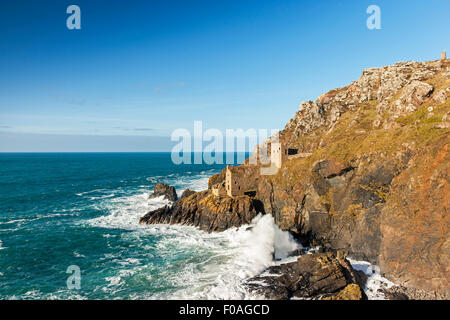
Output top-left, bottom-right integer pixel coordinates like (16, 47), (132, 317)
(142, 59), (449, 297)
(205, 59), (449, 296)
(253, 59), (450, 296)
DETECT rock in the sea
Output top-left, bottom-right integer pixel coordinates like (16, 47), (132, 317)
(148, 183), (178, 202)
(245, 251), (366, 300)
(140, 191), (263, 232)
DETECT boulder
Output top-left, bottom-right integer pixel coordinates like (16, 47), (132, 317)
(246, 251), (366, 300)
(148, 183), (178, 202)
(390, 80), (434, 115)
(433, 89), (448, 105)
(313, 159), (348, 178)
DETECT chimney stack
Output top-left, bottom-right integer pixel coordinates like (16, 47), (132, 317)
(442, 51), (447, 60)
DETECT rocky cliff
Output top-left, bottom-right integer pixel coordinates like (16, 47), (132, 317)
(255, 59), (450, 297)
(142, 58), (449, 298)
(214, 59), (449, 297)
(246, 251), (367, 300)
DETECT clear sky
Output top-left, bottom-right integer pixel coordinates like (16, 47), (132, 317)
(0, 0), (449, 151)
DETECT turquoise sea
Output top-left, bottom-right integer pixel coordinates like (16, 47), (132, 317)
(0, 153), (299, 299)
(0, 152), (389, 300)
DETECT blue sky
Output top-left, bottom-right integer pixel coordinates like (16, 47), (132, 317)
(0, 0), (449, 151)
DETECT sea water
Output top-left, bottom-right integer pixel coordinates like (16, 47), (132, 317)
(0, 153), (392, 300)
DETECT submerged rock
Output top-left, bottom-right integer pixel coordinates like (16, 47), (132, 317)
(148, 183), (178, 202)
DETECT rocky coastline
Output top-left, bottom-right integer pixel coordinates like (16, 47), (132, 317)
(140, 188), (263, 232)
(140, 58), (450, 299)
(245, 250), (368, 300)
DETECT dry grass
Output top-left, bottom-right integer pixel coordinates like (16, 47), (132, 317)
(269, 91), (449, 188)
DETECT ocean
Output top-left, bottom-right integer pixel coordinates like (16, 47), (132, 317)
(0, 153), (391, 300)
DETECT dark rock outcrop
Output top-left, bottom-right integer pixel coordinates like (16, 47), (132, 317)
(140, 191), (263, 232)
(180, 188), (196, 199)
(246, 251), (367, 300)
(148, 183), (178, 202)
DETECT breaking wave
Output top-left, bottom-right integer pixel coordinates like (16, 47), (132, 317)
(80, 170), (303, 299)
(82, 172), (392, 300)
(2, 159), (393, 300)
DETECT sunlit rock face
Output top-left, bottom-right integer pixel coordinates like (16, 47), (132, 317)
(141, 58), (450, 298)
(254, 58), (449, 297)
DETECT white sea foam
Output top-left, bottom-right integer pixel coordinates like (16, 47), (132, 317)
(86, 171), (213, 230)
(348, 258), (396, 300)
(1, 218), (28, 224)
(87, 193), (171, 230)
(76, 188), (108, 196)
(83, 171), (395, 300)
(89, 193), (115, 200)
(17, 289), (88, 300)
(83, 171), (303, 300)
(145, 214), (302, 300)
(0, 217), (39, 230)
(0, 211), (82, 231)
(73, 251), (86, 258)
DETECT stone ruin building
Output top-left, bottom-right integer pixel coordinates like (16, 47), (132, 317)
(224, 144), (309, 198)
(211, 142), (312, 198)
(225, 165), (258, 198)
